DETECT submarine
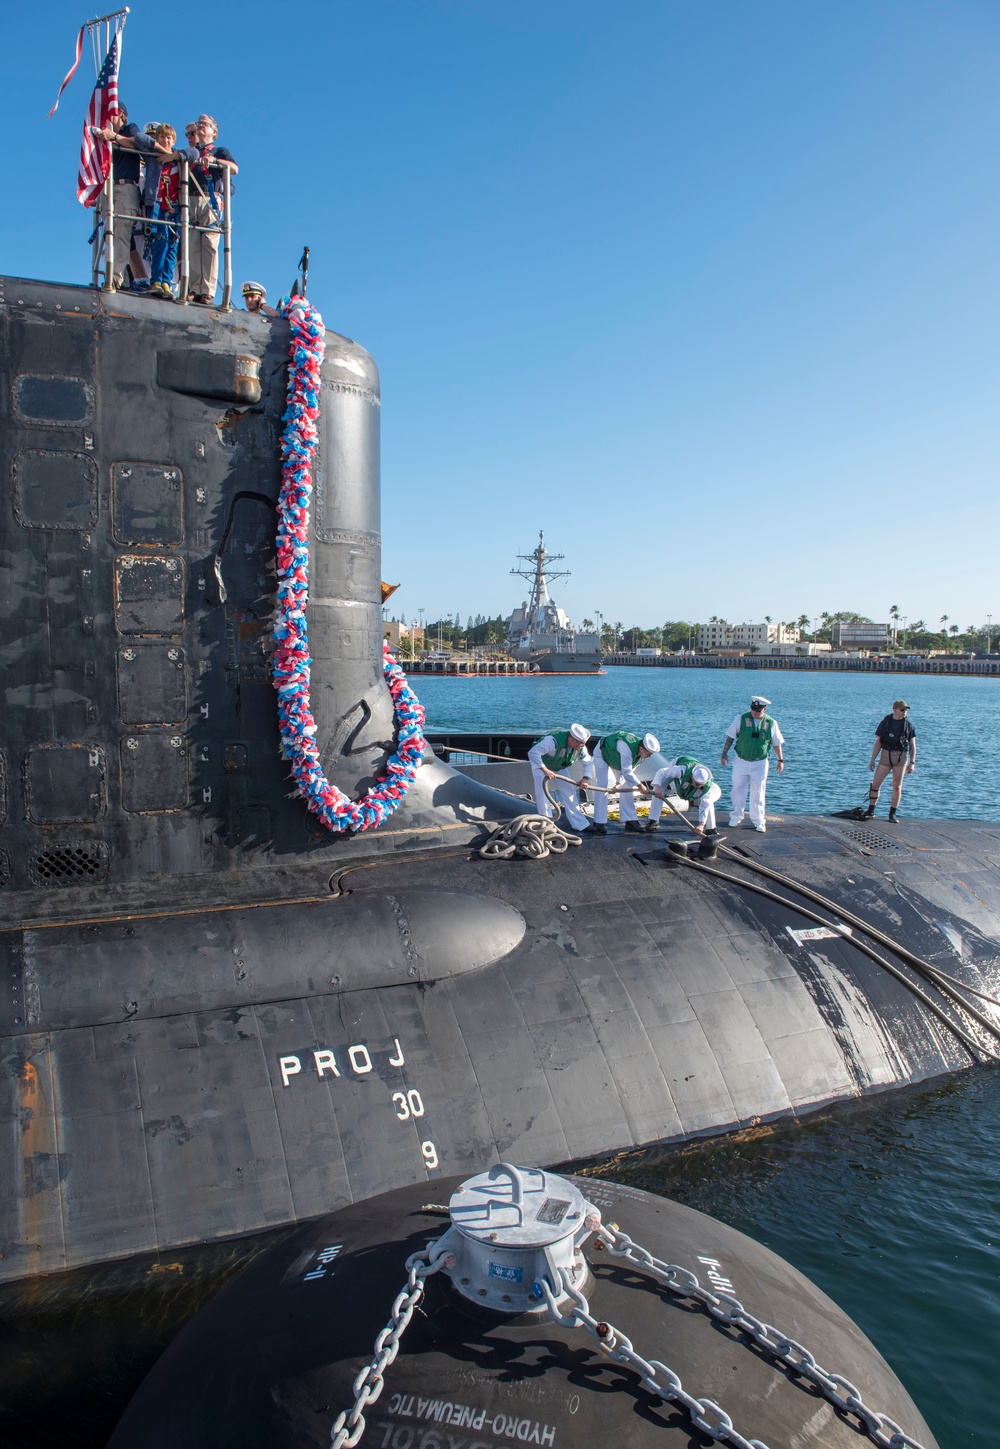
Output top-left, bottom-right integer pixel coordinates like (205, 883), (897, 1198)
(2, 271), (1000, 1297)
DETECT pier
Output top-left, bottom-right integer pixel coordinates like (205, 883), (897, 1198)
(606, 653), (1000, 676)
(401, 658), (537, 675)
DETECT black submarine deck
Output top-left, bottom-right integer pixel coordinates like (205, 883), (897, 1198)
(4, 807), (999, 1282)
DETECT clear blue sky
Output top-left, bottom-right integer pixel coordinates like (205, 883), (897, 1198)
(4, 1), (998, 634)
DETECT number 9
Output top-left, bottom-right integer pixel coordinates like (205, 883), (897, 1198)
(421, 1141), (439, 1170)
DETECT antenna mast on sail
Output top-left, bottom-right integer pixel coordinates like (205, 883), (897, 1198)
(87, 8), (129, 76)
(46, 6), (128, 116)
(510, 531), (570, 616)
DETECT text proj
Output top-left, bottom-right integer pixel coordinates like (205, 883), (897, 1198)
(279, 1037), (405, 1089)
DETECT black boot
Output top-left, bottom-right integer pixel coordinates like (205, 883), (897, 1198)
(623, 821), (643, 834)
(861, 808), (875, 820)
(591, 822), (607, 835)
(888, 806), (898, 823)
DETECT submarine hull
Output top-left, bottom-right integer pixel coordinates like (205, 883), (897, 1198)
(3, 807), (999, 1282)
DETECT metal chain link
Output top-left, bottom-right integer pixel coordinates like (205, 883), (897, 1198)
(330, 1242), (453, 1449)
(584, 1223), (928, 1449)
(537, 1274), (770, 1449)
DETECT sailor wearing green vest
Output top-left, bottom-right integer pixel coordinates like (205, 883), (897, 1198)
(592, 730), (660, 834)
(645, 757), (722, 835)
(528, 724), (595, 832)
(721, 695), (785, 832)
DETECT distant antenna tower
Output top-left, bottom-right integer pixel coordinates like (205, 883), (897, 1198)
(511, 531), (570, 615)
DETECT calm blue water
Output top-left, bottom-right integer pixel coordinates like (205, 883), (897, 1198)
(418, 665), (1000, 1446)
(416, 665), (1000, 819)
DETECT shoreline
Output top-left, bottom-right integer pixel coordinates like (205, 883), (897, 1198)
(604, 654), (1000, 676)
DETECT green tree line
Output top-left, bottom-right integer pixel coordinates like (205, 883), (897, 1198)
(387, 608), (997, 654)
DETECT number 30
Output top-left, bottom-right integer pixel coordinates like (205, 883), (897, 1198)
(391, 1089), (425, 1121)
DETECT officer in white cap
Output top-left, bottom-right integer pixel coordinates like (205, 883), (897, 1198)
(241, 280), (277, 317)
(592, 731), (660, 834)
(644, 757), (722, 836)
(528, 724), (595, 833)
(721, 695), (785, 832)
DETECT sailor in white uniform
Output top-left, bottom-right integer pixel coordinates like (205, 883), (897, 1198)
(721, 696), (785, 832)
(645, 758), (722, 835)
(527, 724), (594, 832)
(592, 731), (660, 834)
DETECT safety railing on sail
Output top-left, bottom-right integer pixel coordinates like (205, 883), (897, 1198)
(92, 158), (233, 310)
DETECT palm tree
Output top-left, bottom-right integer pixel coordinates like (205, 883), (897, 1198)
(797, 614), (810, 634)
(939, 614), (949, 634)
(581, 618), (594, 631)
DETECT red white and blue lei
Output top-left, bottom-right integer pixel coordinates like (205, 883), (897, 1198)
(272, 295), (425, 832)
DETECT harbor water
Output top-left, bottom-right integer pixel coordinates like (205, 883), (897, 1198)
(3, 668), (998, 1448)
(418, 664), (998, 820)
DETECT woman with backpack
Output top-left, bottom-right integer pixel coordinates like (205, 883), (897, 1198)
(865, 700), (917, 822)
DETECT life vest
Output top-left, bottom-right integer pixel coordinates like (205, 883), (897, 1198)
(537, 730), (583, 772)
(735, 713), (774, 762)
(599, 732), (643, 768)
(672, 755), (714, 802)
(876, 716), (913, 753)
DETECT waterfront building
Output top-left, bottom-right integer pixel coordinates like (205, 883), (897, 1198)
(831, 621), (890, 648)
(696, 620), (800, 650)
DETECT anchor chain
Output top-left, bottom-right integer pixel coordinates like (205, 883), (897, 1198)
(536, 1273), (769, 1449)
(570, 1222), (929, 1449)
(329, 1243), (453, 1449)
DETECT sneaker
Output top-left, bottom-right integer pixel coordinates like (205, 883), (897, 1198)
(728, 817), (744, 829)
(623, 821), (644, 834)
(590, 822), (607, 835)
(753, 824), (766, 833)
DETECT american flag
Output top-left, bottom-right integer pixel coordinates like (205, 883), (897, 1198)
(77, 34), (120, 208)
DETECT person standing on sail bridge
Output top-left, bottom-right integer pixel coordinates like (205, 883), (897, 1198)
(592, 731), (660, 834)
(864, 700), (916, 822)
(644, 758), (722, 836)
(188, 114), (238, 304)
(528, 724), (595, 834)
(92, 104), (157, 290)
(721, 695), (785, 832)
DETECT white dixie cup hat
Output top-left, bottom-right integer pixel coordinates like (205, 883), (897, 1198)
(691, 764), (711, 786)
(569, 723), (590, 743)
(642, 733), (660, 754)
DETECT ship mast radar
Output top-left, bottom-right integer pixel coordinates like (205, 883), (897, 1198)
(510, 530), (570, 614)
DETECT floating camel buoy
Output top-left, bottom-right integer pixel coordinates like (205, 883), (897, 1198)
(108, 1164), (936, 1449)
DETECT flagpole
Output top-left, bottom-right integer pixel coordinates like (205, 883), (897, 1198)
(87, 11), (126, 293)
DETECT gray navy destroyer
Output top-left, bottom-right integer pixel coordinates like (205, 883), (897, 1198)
(504, 533), (602, 672)
(2, 270), (1000, 1328)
